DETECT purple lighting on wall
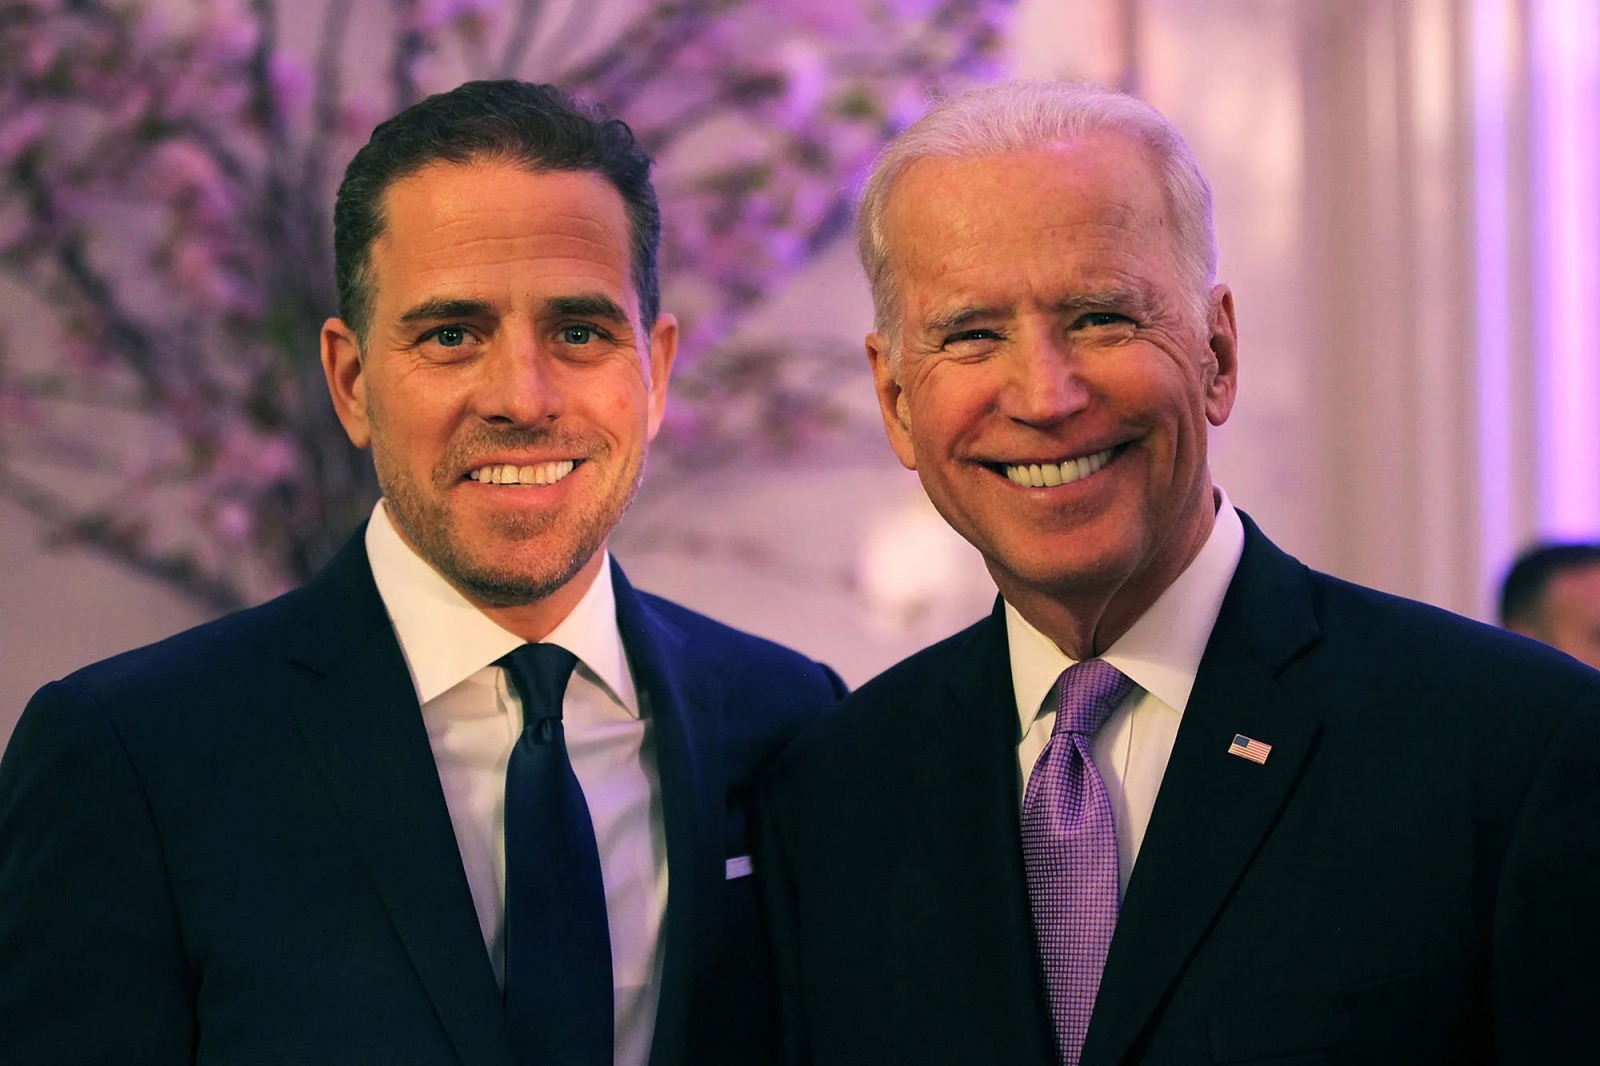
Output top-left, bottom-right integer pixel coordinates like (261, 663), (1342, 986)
(1473, 0), (1512, 584)
(1531, 0), (1600, 536)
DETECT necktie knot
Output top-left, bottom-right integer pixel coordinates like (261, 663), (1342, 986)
(1054, 658), (1135, 738)
(498, 643), (577, 730)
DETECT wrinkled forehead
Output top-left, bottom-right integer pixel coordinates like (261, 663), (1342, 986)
(880, 136), (1170, 263)
(881, 141), (1177, 296)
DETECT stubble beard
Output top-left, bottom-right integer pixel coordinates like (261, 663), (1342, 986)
(374, 427), (647, 609)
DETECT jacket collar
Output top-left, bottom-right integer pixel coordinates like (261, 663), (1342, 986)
(283, 536), (724, 1066)
(610, 560), (722, 1066)
(285, 529), (517, 1063)
(1082, 511), (1323, 1065)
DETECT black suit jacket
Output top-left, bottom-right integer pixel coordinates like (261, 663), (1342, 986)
(0, 532), (845, 1064)
(759, 514), (1600, 1065)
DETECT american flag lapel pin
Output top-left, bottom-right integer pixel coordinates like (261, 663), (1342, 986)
(1228, 733), (1272, 764)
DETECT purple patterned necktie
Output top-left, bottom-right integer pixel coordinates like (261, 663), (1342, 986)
(1022, 659), (1135, 1066)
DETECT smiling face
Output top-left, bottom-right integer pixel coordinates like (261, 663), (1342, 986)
(322, 160), (675, 627)
(868, 134), (1237, 652)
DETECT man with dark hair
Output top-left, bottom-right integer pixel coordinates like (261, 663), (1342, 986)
(1500, 541), (1600, 670)
(0, 80), (843, 1065)
(758, 80), (1600, 1064)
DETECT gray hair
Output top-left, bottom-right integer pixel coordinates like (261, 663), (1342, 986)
(857, 80), (1217, 368)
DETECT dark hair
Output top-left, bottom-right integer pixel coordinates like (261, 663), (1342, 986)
(333, 80), (661, 340)
(1498, 541), (1600, 626)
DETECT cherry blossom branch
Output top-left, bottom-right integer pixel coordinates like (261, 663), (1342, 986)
(0, 465), (246, 611)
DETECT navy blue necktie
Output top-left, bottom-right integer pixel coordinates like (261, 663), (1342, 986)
(499, 643), (613, 1066)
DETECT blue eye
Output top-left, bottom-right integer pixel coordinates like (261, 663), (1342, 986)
(562, 326), (594, 345)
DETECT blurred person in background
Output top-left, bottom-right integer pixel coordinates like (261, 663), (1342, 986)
(1500, 541), (1600, 671)
(0, 80), (842, 1065)
(759, 79), (1600, 1065)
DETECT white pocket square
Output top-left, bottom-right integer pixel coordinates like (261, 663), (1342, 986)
(725, 855), (754, 880)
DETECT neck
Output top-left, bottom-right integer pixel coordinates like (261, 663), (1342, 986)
(997, 492), (1218, 661)
(996, 576), (1149, 662)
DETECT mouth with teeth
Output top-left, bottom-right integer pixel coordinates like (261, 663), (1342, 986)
(465, 460), (578, 486)
(997, 444), (1126, 488)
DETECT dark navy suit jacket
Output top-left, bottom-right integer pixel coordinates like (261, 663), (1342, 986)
(759, 514), (1600, 1065)
(0, 532), (844, 1064)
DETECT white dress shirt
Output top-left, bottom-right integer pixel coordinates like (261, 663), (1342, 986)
(1008, 488), (1245, 893)
(365, 502), (667, 1066)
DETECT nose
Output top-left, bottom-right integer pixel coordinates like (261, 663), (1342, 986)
(476, 331), (564, 426)
(997, 329), (1090, 426)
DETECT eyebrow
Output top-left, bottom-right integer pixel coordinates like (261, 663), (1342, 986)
(921, 286), (1156, 336)
(924, 305), (1012, 334)
(1054, 286), (1151, 317)
(546, 294), (631, 324)
(395, 293), (634, 327)
(399, 298), (493, 324)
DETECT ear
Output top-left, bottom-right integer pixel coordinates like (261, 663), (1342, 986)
(866, 331), (917, 471)
(1201, 284), (1239, 427)
(321, 317), (371, 449)
(643, 312), (679, 442)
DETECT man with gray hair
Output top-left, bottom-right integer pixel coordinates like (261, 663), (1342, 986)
(758, 80), (1600, 1064)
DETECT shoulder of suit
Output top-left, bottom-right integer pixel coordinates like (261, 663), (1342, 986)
(1236, 516), (1598, 703)
(51, 582), (312, 704)
(849, 612), (998, 701)
(1279, 564), (1600, 771)
(764, 612), (997, 788)
(630, 585), (825, 659)
(1305, 565), (1589, 674)
(631, 588), (845, 693)
(52, 526), (379, 698)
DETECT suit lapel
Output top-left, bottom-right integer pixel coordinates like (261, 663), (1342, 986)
(906, 604), (1057, 1063)
(1082, 516), (1323, 1066)
(610, 562), (721, 1066)
(285, 533), (513, 1065)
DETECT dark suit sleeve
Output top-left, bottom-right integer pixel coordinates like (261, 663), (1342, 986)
(1491, 676), (1600, 1063)
(749, 664), (844, 1066)
(754, 785), (810, 1066)
(0, 681), (195, 1063)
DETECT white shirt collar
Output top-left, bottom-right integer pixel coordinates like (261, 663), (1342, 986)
(1007, 486), (1246, 732)
(364, 501), (638, 715)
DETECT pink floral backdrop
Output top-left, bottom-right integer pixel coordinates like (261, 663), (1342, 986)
(0, 0), (1013, 609)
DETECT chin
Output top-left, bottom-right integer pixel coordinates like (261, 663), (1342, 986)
(432, 530), (599, 607)
(993, 540), (1142, 595)
(451, 562), (585, 608)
